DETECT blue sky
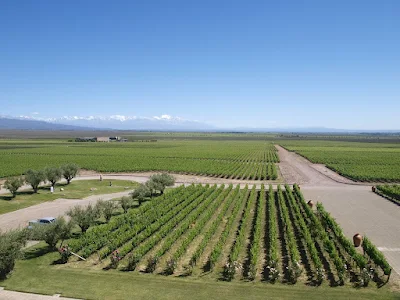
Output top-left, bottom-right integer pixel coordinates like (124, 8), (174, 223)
(1, 0), (399, 129)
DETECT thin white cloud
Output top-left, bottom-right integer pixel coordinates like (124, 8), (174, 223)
(18, 114), (195, 123)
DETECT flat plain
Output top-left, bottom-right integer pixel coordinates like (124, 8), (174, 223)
(1, 132), (400, 300)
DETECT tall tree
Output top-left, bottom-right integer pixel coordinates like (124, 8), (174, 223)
(131, 184), (151, 205)
(44, 167), (62, 187)
(25, 169), (45, 193)
(2, 177), (24, 198)
(0, 229), (28, 279)
(61, 163), (80, 184)
(31, 217), (73, 249)
(148, 173), (175, 194)
(67, 204), (101, 233)
(120, 196), (133, 213)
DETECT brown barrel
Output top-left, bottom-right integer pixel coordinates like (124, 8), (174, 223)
(307, 200), (314, 209)
(353, 233), (363, 247)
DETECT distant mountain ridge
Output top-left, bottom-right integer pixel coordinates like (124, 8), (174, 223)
(0, 117), (96, 131)
(0, 115), (214, 131)
(0, 116), (398, 133)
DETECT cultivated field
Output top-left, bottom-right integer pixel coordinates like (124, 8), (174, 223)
(279, 140), (400, 182)
(375, 185), (400, 205)
(0, 140), (279, 180)
(66, 184), (391, 287)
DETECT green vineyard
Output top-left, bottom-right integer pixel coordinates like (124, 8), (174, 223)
(68, 184), (391, 287)
(279, 141), (400, 182)
(0, 140), (279, 180)
(376, 185), (400, 205)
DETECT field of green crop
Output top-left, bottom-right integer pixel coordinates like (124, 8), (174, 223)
(279, 140), (400, 182)
(376, 185), (400, 205)
(65, 184), (391, 287)
(0, 140), (279, 180)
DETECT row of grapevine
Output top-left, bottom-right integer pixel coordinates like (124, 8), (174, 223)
(97, 185), (210, 259)
(276, 186), (302, 283)
(362, 236), (391, 276)
(284, 186), (324, 282)
(69, 184), (189, 255)
(168, 185), (236, 263)
(315, 201), (368, 271)
(207, 186), (249, 269)
(265, 184), (280, 282)
(190, 185), (241, 265)
(290, 185), (346, 284)
(148, 185), (231, 270)
(65, 184), (392, 288)
(224, 185), (257, 280)
(376, 185), (400, 204)
(119, 185), (222, 262)
(247, 184), (264, 280)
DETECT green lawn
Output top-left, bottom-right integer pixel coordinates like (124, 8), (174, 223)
(1, 243), (398, 300)
(0, 180), (138, 214)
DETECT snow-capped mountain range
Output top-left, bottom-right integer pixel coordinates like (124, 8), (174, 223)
(0, 115), (214, 131)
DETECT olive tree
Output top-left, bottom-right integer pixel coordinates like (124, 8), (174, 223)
(67, 203), (101, 233)
(131, 184), (151, 205)
(2, 177), (24, 198)
(44, 167), (62, 187)
(96, 200), (117, 222)
(31, 217), (73, 249)
(25, 169), (45, 193)
(0, 229), (28, 279)
(120, 196), (133, 213)
(61, 163), (79, 184)
(147, 173), (175, 195)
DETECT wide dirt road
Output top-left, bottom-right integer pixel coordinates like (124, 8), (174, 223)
(0, 190), (132, 231)
(276, 145), (354, 185)
(277, 145), (400, 276)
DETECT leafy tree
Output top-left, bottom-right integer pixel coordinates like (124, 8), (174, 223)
(148, 173), (175, 194)
(131, 184), (151, 205)
(3, 177), (24, 198)
(31, 217), (73, 249)
(0, 229), (28, 279)
(61, 163), (79, 184)
(44, 167), (62, 187)
(120, 196), (133, 213)
(67, 204), (100, 233)
(97, 200), (117, 222)
(25, 169), (45, 193)
(145, 179), (160, 197)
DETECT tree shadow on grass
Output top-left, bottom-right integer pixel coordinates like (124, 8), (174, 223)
(0, 190), (37, 201)
(23, 245), (53, 260)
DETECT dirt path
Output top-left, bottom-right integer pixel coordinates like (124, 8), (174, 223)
(0, 172), (280, 196)
(0, 190), (132, 231)
(275, 145), (354, 186)
(0, 287), (80, 300)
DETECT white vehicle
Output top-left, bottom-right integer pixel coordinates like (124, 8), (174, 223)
(28, 217), (56, 229)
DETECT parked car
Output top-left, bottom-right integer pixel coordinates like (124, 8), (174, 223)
(28, 217), (56, 229)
